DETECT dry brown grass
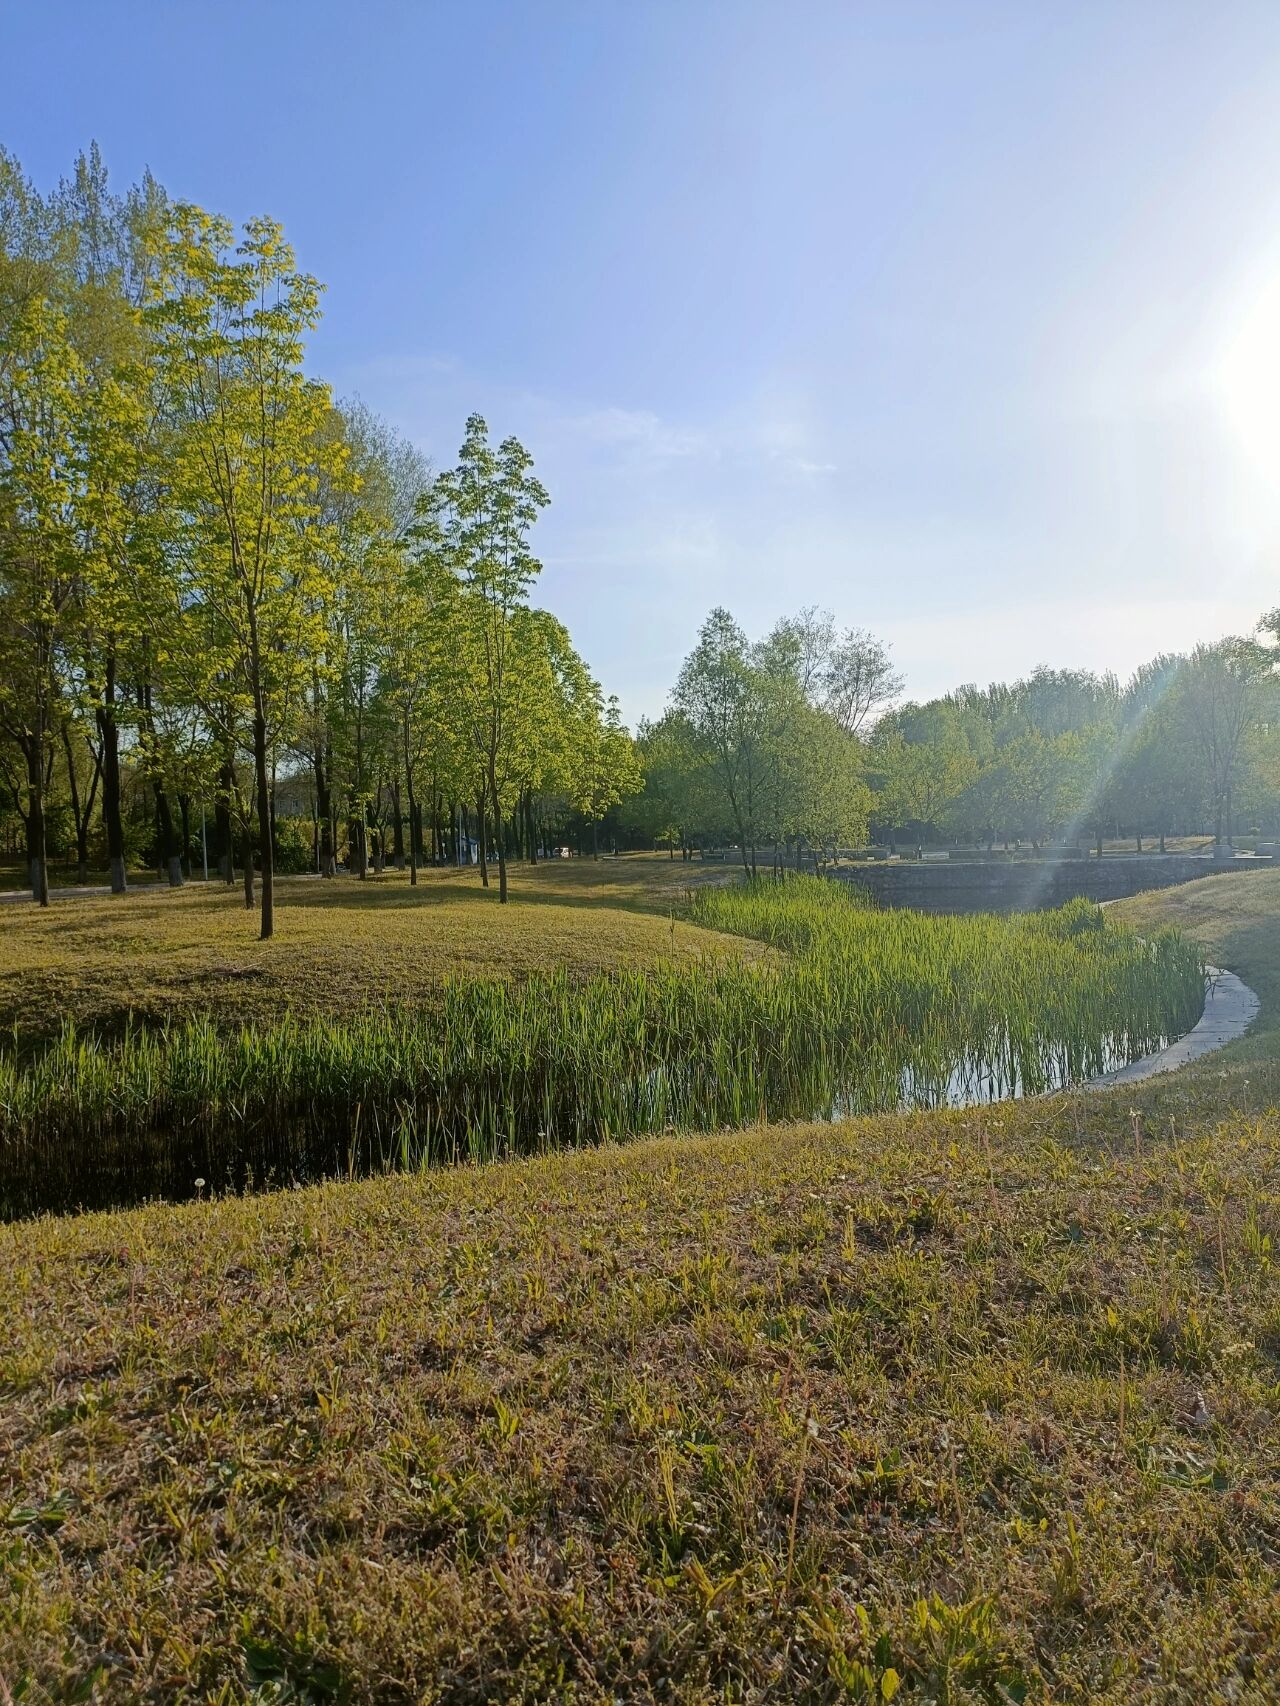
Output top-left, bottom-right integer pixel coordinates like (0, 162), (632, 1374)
(0, 855), (756, 1039)
(3, 1063), (1279, 1701)
(1, 867), (1277, 1701)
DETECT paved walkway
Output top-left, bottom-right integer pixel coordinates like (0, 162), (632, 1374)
(1090, 966), (1260, 1088)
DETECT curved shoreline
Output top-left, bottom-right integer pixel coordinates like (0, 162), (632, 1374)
(1088, 965), (1259, 1089)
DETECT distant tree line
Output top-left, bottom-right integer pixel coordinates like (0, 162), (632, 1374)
(870, 639), (1280, 854)
(625, 609), (1280, 862)
(0, 147), (639, 931)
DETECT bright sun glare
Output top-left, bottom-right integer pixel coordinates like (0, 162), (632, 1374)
(1216, 271), (1280, 481)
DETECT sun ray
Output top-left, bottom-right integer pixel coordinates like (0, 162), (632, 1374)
(1215, 268), (1280, 481)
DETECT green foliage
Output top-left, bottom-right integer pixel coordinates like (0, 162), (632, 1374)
(867, 648), (1280, 851)
(667, 607), (871, 862)
(272, 815), (315, 875)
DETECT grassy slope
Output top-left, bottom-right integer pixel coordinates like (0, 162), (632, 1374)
(1113, 866), (1280, 1057)
(0, 856), (753, 1040)
(3, 870), (1279, 1701)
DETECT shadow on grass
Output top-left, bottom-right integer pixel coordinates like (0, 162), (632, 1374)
(268, 862), (730, 918)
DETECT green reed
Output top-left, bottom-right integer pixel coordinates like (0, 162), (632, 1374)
(0, 880), (1205, 1217)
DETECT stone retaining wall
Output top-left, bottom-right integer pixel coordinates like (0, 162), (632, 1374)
(827, 853), (1269, 914)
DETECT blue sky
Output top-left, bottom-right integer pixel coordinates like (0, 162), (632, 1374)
(7, 1), (1280, 721)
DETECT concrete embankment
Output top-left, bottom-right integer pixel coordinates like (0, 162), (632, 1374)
(828, 852), (1270, 915)
(1090, 966), (1260, 1088)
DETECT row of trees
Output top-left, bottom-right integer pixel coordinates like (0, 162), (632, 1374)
(626, 608), (1280, 861)
(0, 147), (639, 932)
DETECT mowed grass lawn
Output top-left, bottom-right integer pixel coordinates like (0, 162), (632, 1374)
(2, 870), (1279, 1700)
(0, 855), (756, 1040)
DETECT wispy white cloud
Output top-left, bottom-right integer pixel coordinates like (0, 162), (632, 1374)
(337, 349), (839, 485)
(559, 406), (712, 462)
(776, 453), (838, 477)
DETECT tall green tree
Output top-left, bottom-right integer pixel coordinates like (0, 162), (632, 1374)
(622, 712), (717, 855)
(673, 608), (773, 875)
(571, 688), (642, 859)
(1175, 639), (1272, 846)
(57, 145), (169, 895)
(426, 414), (549, 903)
(145, 205), (337, 937)
(0, 285), (85, 904)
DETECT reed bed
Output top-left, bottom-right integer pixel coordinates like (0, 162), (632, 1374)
(0, 881), (1204, 1216)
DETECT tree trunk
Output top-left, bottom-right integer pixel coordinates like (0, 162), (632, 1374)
(97, 656), (127, 894)
(477, 793), (489, 888)
(404, 747), (418, 889)
(154, 782), (184, 888)
(62, 721), (101, 886)
(352, 802), (369, 879)
(314, 747), (335, 877)
(217, 758), (236, 884)
(179, 793), (192, 879)
(591, 818), (599, 861)
(490, 772), (508, 902)
(242, 819), (255, 909)
(253, 707), (274, 939)
(63, 724), (83, 883)
(392, 777), (405, 870)
(25, 735), (49, 906)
